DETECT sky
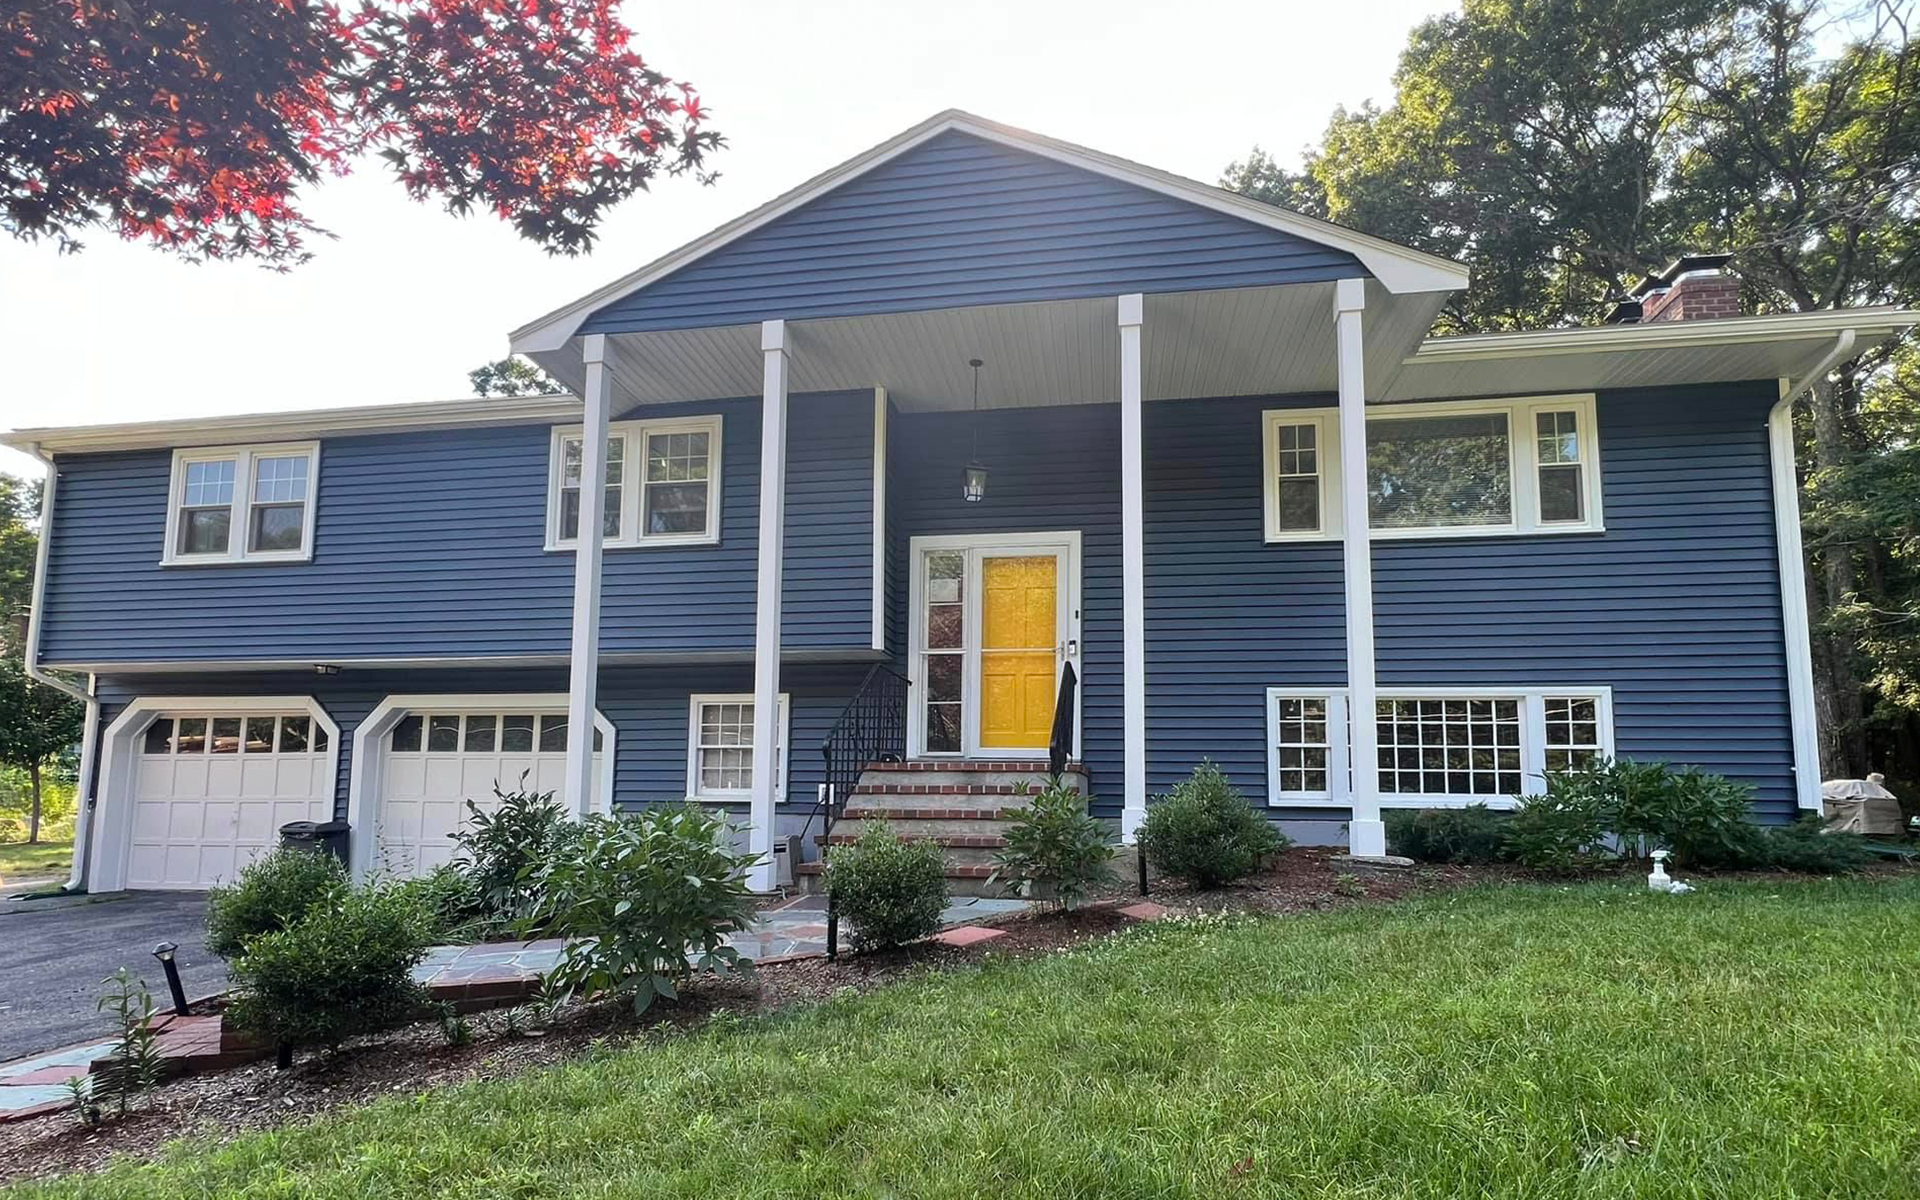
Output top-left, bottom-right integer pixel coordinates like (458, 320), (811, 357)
(0, 0), (1456, 480)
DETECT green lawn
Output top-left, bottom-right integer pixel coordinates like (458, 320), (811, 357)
(0, 837), (71, 883)
(16, 877), (1920, 1199)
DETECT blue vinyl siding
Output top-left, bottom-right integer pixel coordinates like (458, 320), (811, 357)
(888, 405), (1124, 806)
(582, 131), (1365, 336)
(93, 664), (872, 823)
(39, 393), (877, 665)
(889, 385), (1796, 823)
(1373, 382), (1796, 820)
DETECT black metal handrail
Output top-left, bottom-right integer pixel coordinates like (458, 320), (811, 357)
(815, 664), (911, 959)
(1048, 661), (1078, 778)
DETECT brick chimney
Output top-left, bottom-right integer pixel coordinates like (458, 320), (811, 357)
(1630, 254), (1739, 323)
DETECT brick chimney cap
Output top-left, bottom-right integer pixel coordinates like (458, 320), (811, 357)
(1631, 253), (1734, 298)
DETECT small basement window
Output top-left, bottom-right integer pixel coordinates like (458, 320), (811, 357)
(163, 442), (320, 564)
(686, 694), (790, 801)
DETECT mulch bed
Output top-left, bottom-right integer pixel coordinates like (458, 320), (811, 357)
(0, 847), (1897, 1185)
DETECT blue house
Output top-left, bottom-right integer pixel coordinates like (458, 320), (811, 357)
(10, 111), (1914, 895)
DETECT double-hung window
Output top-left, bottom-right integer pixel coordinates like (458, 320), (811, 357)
(547, 416), (721, 549)
(163, 442), (320, 564)
(1261, 394), (1602, 540)
(686, 694), (790, 801)
(1265, 686), (1613, 808)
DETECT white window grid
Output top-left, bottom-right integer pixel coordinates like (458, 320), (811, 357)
(547, 416), (722, 550)
(385, 712), (594, 756)
(686, 694), (789, 801)
(141, 713), (327, 756)
(559, 433), (627, 541)
(1264, 687), (1613, 808)
(1260, 395), (1602, 542)
(163, 442), (320, 565)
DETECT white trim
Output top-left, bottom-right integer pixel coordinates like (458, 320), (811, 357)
(159, 441), (320, 566)
(1771, 372), (1836, 810)
(905, 531), (1084, 762)
(508, 110), (1467, 355)
(686, 693), (791, 802)
(1407, 306), (1910, 365)
(1265, 685), (1615, 810)
(748, 319), (789, 892)
(91, 695), (342, 893)
(544, 414), (724, 550)
(3, 395), (580, 456)
(347, 693), (616, 882)
(1334, 278), (1383, 855)
(1118, 292), (1147, 840)
(563, 335), (611, 829)
(1263, 393), (1604, 541)
(871, 387), (888, 652)
(36, 648), (891, 674)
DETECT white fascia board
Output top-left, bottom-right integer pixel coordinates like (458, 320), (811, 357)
(507, 109), (1468, 353)
(4, 394), (581, 456)
(1407, 307), (1916, 365)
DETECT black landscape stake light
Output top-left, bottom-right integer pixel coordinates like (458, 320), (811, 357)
(151, 942), (190, 1017)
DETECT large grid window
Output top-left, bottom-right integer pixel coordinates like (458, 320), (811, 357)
(1544, 696), (1604, 772)
(1261, 396), (1602, 541)
(143, 712), (328, 755)
(164, 443), (320, 564)
(548, 416), (721, 549)
(1378, 698), (1524, 796)
(687, 695), (789, 801)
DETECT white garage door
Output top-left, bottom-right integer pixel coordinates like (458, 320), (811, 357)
(130, 711), (334, 889)
(373, 710), (602, 879)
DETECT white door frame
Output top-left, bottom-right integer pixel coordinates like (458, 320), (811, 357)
(92, 695), (342, 894)
(346, 693), (615, 882)
(906, 531), (1082, 760)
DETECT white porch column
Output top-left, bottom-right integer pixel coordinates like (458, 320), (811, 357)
(1118, 294), (1148, 841)
(563, 333), (612, 818)
(748, 318), (790, 891)
(1334, 278), (1386, 856)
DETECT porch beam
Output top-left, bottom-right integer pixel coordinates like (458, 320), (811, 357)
(748, 318), (790, 892)
(563, 333), (611, 819)
(1118, 294), (1148, 841)
(1334, 279), (1386, 856)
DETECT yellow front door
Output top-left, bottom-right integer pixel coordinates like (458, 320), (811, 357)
(979, 555), (1058, 749)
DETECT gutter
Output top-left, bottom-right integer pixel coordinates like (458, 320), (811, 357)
(1769, 329), (1859, 810)
(19, 443), (99, 892)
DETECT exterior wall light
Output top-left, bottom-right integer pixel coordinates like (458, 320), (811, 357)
(963, 357), (987, 503)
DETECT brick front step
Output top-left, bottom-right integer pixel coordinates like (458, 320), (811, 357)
(841, 806), (1014, 821)
(851, 783), (1036, 796)
(865, 759), (1081, 774)
(820, 833), (1008, 848)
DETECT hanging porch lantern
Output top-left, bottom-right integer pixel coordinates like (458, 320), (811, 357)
(963, 357), (988, 503)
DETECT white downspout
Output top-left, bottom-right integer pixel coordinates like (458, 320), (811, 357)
(19, 444), (100, 891)
(1770, 329), (1856, 810)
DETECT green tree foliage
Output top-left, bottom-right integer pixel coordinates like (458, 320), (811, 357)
(468, 356), (570, 398)
(1227, 0), (1920, 779)
(0, 473), (41, 637)
(0, 654), (84, 842)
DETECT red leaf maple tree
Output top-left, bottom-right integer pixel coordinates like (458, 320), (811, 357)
(1, 0), (721, 266)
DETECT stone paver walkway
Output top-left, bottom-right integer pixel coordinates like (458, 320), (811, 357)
(1, 894), (1034, 1120)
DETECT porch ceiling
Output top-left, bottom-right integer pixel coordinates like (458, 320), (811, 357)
(527, 282), (1450, 413)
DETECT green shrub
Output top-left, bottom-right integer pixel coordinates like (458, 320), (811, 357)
(205, 847), (347, 959)
(451, 778), (575, 927)
(1639, 766), (1765, 869)
(396, 863), (486, 942)
(226, 881), (433, 1054)
(829, 821), (948, 952)
(1761, 817), (1879, 873)
(1504, 767), (1615, 873)
(1138, 761), (1288, 889)
(990, 778), (1117, 910)
(1384, 804), (1509, 864)
(94, 968), (164, 1118)
(521, 805), (758, 1015)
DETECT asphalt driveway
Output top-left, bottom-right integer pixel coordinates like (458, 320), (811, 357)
(0, 892), (221, 1061)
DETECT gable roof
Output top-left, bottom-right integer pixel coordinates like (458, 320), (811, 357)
(510, 110), (1469, 353)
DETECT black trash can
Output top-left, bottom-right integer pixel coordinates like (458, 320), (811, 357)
(279, 819), (351, 867)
